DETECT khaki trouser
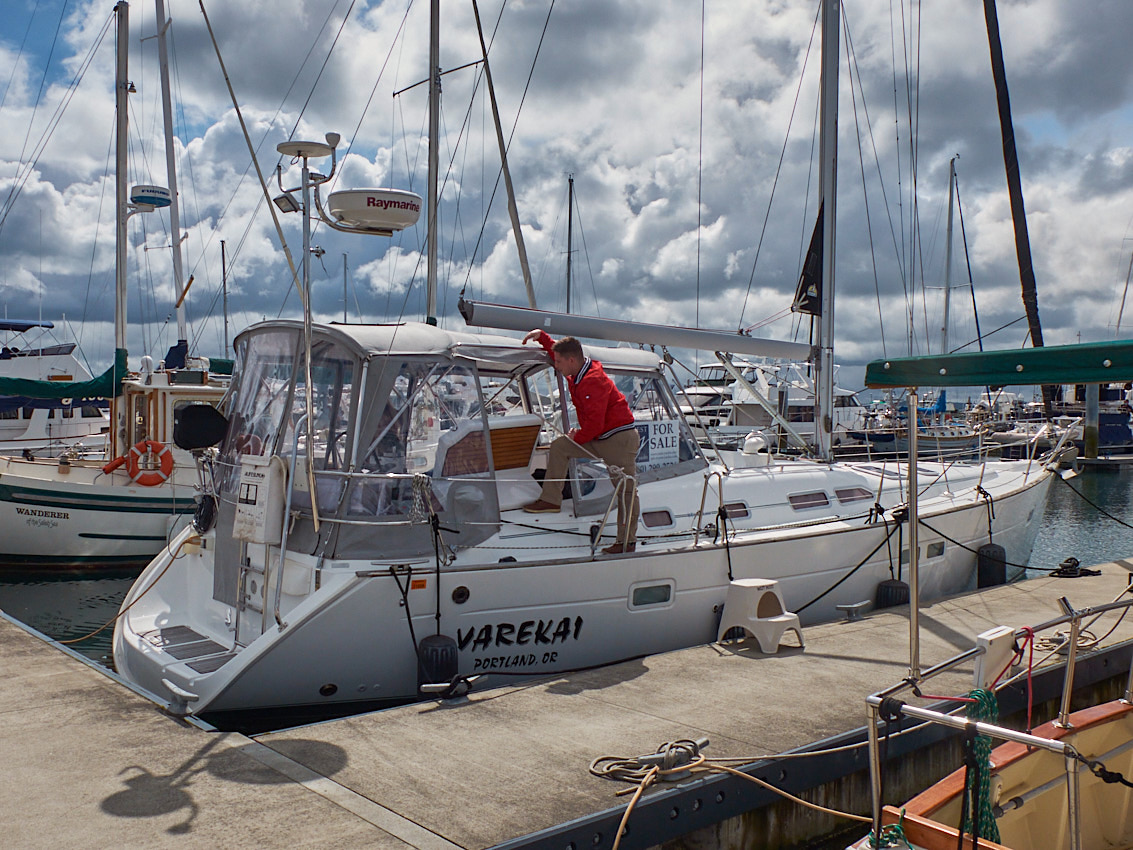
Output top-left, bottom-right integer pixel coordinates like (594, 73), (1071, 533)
(539, 428), (640, 545)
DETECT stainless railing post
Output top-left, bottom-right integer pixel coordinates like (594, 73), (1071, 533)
(273, 413), (308, 629)
(907, 390), (920, 681)
(1124, 632), (1133, 705)
(1056, 608), (1081, 728)
(867, 701), (883, 841)
(694, 471), (723, 546)
(1066, 750), (1082, 850)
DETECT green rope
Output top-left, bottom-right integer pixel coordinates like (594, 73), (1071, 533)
(865, 807), (915, 848)
(962, 687), (1001, 844)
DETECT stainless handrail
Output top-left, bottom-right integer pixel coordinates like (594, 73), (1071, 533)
(693, 470), (726, 546)
(272, 412), (308, 629)
(865, 588), (1133, 849)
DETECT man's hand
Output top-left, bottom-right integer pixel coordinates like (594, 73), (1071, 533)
(522, 329), (542, 344)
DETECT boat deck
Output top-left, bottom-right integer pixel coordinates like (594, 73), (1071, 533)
(4, 564), (1133, 849)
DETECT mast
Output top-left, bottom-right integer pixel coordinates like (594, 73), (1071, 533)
(113, 0), (130, 461)
(425, 0), (440, 326)
(221, 239), (228, 357)
(983, 0), (1052, 415)
(1116, 249), (1133, 337)
(941, 157), (956, 355)
(154, 0), (187, 346)
(814, 0), (839, 462)
(566, 174), (574, 314)
(343, 253), (348, 323)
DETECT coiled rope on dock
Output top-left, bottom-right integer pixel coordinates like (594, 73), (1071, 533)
(590, 738), (870, 850)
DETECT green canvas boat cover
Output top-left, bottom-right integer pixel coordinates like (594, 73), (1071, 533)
(0, 347), (127, 399)
(208, 357), (234, 376)
(864, 339), (1133, 388)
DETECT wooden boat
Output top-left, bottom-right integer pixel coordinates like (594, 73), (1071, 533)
(880, 701), (1133, 849)
(851, 574), (1133, 850)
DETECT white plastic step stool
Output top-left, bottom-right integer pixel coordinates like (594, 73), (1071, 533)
(717, 578), (804, 653)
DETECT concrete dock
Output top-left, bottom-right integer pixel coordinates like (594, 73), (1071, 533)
(4, 563), (1133, 849)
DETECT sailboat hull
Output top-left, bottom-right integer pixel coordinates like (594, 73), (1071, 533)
(0, 455), (197, 567)
(113, 459), (1051, 719)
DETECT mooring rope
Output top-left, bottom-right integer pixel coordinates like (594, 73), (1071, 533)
(590, 738), (870, 850)
(961, 688), (1000, 845)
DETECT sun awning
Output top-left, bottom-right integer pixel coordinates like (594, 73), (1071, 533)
(864, 340), (1133, 388)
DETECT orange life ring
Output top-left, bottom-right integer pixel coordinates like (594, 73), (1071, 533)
(125, 439), (174, 486)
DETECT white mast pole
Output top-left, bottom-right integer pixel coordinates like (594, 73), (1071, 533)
(221, 239), (228, 357)
(566, 174), (574, 314)
(815, 0), (839, 462)
(425, 0), (440, 326)
(113, 0), (130, 461)
(154, 0), (187, 345)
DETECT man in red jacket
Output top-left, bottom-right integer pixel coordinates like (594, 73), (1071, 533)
(521, 330), (639, 554)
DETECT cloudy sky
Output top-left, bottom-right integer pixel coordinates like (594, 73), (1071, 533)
(1, 0), (1131, 391)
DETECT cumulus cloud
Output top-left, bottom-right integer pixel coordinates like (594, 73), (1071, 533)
(0, 0), (1130, 389)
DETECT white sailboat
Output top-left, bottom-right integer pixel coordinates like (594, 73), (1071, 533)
(0, 1), (226, 568)
(0, 320), (110, 456)
(111, 0), (1058, 724)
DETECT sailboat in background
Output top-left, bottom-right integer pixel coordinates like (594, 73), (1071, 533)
(0, 319), (110, 455)
(0, 0), (227, 568)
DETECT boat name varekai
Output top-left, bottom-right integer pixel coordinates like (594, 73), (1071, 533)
(458, 616), (584, 665)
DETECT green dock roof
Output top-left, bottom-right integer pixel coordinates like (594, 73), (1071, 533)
(864, 339), (1133, 388)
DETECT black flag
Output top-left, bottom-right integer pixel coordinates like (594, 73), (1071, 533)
(792, 204), (823, 316)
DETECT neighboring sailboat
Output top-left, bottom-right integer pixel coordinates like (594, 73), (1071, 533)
(113, 0), (1057, 725)
(0, 1), (226, 568)
(0, 320), (110, 456)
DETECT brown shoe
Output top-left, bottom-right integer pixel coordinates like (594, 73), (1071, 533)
(522, 499), (561, 513)
(601, 542), (636, 555)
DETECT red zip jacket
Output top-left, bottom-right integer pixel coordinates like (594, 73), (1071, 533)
(535, 331), (636, 444)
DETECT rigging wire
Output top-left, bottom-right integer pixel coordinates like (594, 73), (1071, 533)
(843, 14), (895, 359)
(181, 0), (354, 338)
(736, 3), (821, 333)
(0, 8), (112, 235)
(529, 180), (568, 308)
(4, 0), (71, 211)
(0, 1), (39, 115)
(285, 0), (358, 145)
(78, 124), (116, 365)
(695, 0), (705, 352)
(573, 190), (602, 317)
(456, 0), (556, 312)
(187, 0), (392, 351)
(954, 172), (984, 353)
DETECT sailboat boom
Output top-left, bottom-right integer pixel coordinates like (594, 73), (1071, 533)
(459, 299), (811, 360)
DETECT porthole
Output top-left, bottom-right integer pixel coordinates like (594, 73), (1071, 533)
(722, 502), (749, 519)
(788, 491), (830, 510)
(629, 579), (675, 610)
(632, 583), (673, 607)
